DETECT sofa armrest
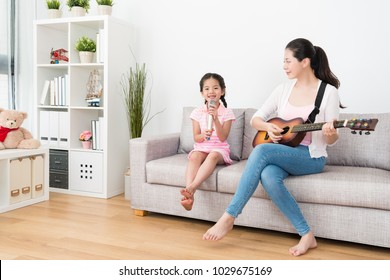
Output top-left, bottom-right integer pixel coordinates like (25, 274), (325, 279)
(130, 132), (180, 164)
(129, 133), (180, 200)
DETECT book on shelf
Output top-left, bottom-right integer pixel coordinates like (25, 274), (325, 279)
(48, 75), (68, 106)
(91, 120), (97, 150)
(90, 118), (104, 150)
(39, 80), (50, 105)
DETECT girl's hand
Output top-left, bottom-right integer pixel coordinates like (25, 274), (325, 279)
(208, 103), (218, 119)
(204, 129), (213, 140)
(266, 123), (284, 143)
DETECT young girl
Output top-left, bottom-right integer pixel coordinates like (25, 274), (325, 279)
(203, 38), (342, 256)
(181, 73), (235, 211)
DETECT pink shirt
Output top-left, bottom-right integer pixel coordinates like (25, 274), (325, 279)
(189, 104), (235, 164)
(280, 102), (314, 146)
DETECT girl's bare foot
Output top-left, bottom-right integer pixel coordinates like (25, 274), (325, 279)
(289, 232), (317, 256)
(180, 189), (194, 211)
(180, 188), (193, 198)
(203, 212), (235, 240)
(180, 196), (194, 211)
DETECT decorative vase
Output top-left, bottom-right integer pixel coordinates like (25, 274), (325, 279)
(81, 141), (91, 149)
(47, 9), (62, 19)
(79, 51), (94, 63)
(71, 6), (86, 17)
(97, 5), (112, 16)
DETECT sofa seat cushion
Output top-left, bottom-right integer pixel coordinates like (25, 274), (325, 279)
(217, 163), (390, 211)
(146, 153), (226, 191)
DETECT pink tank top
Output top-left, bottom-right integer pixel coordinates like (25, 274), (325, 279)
(280, 102), (314, 146)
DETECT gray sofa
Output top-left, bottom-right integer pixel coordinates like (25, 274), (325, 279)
(129, 108), (390, 248)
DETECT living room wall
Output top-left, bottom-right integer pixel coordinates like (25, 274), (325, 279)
(23, 0), (389, 136)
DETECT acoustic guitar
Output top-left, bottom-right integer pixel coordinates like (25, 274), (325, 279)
(252, 117), (379, 147)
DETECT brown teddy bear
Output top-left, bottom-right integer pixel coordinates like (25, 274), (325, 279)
(0, 108), (41, 150)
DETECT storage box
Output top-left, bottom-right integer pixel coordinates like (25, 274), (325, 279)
(49, 149), (68, 171)
(31, 155), (45, 198)
(10, 157), (32, 204)
(69, 151), (103, 193)
(49, 170), (68, 189)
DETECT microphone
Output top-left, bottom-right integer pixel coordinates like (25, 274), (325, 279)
(206, 100), (216, 140)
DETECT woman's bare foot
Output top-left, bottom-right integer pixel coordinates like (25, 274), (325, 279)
(289, 232), (317, 256)
(203, 212), (235, 240)
(180, 189), (194, 211)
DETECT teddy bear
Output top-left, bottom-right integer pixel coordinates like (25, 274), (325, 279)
(0, 108), (41, 150)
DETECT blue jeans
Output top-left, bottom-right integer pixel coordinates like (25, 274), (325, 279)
(226, 143), (325, 236)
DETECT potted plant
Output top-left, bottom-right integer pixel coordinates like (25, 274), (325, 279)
(121, 63), (164, 139)
(96, 0), (114, 15)
(67, 0), (90, 16)
(75, 36), (96, 63)
(121, 63), (164, 199)
(79, 130), (92, 149)
(46, 0), (62, 19)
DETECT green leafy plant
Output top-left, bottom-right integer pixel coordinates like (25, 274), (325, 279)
(96, 0), (114, 6)
(46, 0), (61, 9)
(75, 36), (96, 52)
(121, 63), (164, 138)
(66, 0), (90, 12)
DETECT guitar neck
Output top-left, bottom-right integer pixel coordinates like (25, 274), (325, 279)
(291, 120), (347, 133)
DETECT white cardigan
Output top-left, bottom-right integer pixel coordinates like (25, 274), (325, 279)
(251, 79), (340, 158)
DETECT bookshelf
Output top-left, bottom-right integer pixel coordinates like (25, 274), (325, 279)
(33, 16), (133, 198)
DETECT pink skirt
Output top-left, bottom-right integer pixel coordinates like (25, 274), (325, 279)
(188, 147), (233, 165)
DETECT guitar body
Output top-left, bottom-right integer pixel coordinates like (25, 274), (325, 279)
(252, 117), (307, 147)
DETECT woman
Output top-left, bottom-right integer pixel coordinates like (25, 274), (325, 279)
(203, 38), (342, 256)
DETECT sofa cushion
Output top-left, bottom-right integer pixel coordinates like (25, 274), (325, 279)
(146, 153), (224, 191)
(178, 107), (245, 161)
(242, 108), (258, 159)
(327, 113), (390, 171)
(217, 163), (390, 211)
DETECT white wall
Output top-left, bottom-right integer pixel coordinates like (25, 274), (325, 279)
(24, 0), (390, 136)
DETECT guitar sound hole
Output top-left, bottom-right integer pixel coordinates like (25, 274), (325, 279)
(282, 127), (290, 135)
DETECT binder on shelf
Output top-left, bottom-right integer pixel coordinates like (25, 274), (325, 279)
(58, 111), (69, 148)
(49, 111), (59, 146)
(39, 80), (50, 105)
(39, 111), (50, 146)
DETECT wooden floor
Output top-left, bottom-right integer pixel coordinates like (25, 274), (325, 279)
(0, 192), (389, 260)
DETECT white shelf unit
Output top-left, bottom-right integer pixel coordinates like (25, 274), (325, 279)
(33, 16), (133, 198)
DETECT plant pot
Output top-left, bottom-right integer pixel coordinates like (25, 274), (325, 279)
(47, 9), (62, 19)
(71, 6), (86, 17)
(79, 51), (94, 63)
(97, 5), (112, 16)
(81, 141), (91, 149)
